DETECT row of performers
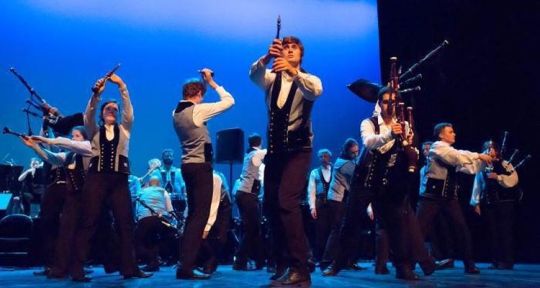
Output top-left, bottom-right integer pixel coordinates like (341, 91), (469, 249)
(7, 35), (520, 285)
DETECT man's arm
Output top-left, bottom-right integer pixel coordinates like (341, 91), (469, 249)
(192, 86), (235, 126)
(360, 118), (393, 150)
(294, 72), (323, 101)
(307, 170), (317, 212)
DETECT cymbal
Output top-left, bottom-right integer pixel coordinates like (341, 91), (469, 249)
(347, 79), (382, 103)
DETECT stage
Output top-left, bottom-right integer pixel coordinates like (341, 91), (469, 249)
(1, 262), (539, 287)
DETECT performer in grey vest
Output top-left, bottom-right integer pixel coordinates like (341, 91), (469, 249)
(71, 74), (151, 281)
(417, 122), (492, 274)
(173, 69), (234, 280)
(233, 133), (267, 271)
(250, 35), (322, 286)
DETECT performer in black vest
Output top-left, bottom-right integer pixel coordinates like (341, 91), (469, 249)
(416, 122), (492, 274)
(26, 127), (93, 278)
(233, 134), (267, 270)
(71, 74), (151, 281)
(306, 149), (333, 265)
(173, 69), (234, 280)
(470, 140), (519, 270)
(323, 88), (435, 280)
(250, 36), (323, 286)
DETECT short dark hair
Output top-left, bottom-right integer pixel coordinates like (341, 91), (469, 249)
(182, 78), (206, 99)
(283, 36), (304, 60)
(340, 138), (359, 159)
(482, 140), (499, 153)
(433, 122), (453, 140)
(248, 133), (262, 148)
(421, 141), (433, 148)
(162, 148), (174, 157)
(377, 86), (398, 103)
(317, 148), (332, 158)
(71, 126), (88, 140)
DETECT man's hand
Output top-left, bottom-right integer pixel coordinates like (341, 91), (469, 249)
(310, 208), (317, 220)
(390, 123), (403, 137)
(202, 230), (209, 239)
(478, 154), (493, 165)
(272, 58), (298, 76)
(474, 205), (481, 216)
(199, 68), (218, 89)
(265, 39), (283, 62)
(487, 172), (498, 180)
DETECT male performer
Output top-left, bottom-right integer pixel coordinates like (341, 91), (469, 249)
(233, 134), (267, 270)
(72, 74), (151, 281)
(416, 122), (492, 274)
(17, 157), (45, 215)
(134, 176), (175, 272)
(250, 35), (323, 286)
(197, 169), (233, 274)
(318, 140), (364, 271)
(324, 87), (434, 280)
(471, 140), (519, 270)
(173, 69), (234, 280)
(419, 141), (455, 268)
(151, 149), (186, 215)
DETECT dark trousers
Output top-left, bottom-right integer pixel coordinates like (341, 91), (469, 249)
(52, 186), (82, 274)
(264, 151), (311, 274)
(135, 216), (169, 266)
(235, 191), (264, 265)
(39, 182), (67, 268)
(198, 199), (232, 269)
(320, 200), (345, 265)
(482, 201), (515, 267)
(429, 213), (455, 260)
(73, 172), (138, 277)
(178, 162), (213, 273)
(172, 199), (187, 218)
(375, 225), (389, 268)
(417, 197), (475, 267)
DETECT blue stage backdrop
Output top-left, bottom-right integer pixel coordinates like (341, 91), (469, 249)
(0, 0), (380, 181)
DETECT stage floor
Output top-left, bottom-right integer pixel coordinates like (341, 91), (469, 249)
(1, 262), (539, 287)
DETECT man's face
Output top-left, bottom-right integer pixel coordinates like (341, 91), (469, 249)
(422, 144), (431, 158)
(71, 130), (84, 142)
(162, 151), (174, 165)
(282, 42), (302, 67)
(348, 145), (360, 159)
(102, 103), (119, 125)
(319, 153), (331, 166)
(379, 92), (396, 118)
(439, 126), (456, 145)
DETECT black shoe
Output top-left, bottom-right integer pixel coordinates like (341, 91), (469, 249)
(142, 263), (160, 272)
(436, 258), (455, 270)
(273, 270), (311, 286)
(270, 266), (287, 280)
(420, 259), (436, 276)
(465, 264), (480, 274)
(176, 269), (211, 280)
(233, 261), (249, 271)
(307, 259), (316, 273)
(72, 275), (92, 282)
(496, 262), (514, 270)
(104, 265), (119, 274)
(33, 268), (50, 276)
(375, 265), (390, 275)
(46, 270), (67, 279)
(322, 263), (340, 277)
(202, 264), (217, 275)
(123, 270), (153, 279)
(396, 269), (420, 281)
(347, 262), (366, 271)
